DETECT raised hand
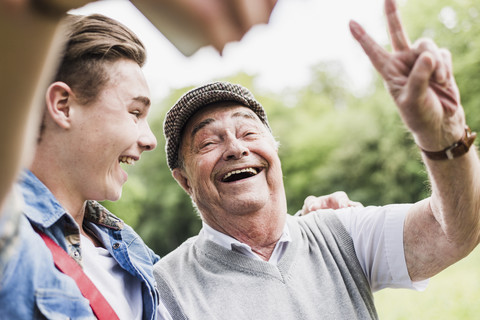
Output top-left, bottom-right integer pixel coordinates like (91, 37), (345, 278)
(349, 0), (466, 153)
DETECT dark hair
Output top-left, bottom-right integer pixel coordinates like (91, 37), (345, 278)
(54, 13), (146, 104)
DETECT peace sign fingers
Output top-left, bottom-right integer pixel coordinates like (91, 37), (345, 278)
(349, 20), (391, 78)
(385, 0), (411, 52)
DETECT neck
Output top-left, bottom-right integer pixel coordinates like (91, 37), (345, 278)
(30, 156), (87, 229)
(204, 208), (287, 261)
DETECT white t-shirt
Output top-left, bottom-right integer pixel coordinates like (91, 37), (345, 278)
(334, 204), (428, 291)
(80, 234), (143, 320)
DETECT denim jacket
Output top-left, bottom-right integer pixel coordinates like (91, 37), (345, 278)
(0, 171), (160, 319)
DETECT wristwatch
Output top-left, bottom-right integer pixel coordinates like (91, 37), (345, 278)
(421, 126), (477, 160)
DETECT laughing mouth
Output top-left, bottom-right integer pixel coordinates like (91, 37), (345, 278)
(119, 156), (136, 165)
(222, 167), (260, 182)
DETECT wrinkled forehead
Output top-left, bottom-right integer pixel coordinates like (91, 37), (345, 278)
(182, 102), (263, 139)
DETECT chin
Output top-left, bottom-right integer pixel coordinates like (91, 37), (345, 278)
(109, 190), (123, 202)
(102, 185), (123, 202)
(102, 177), (125, 201)
(226, 198), (266, 215)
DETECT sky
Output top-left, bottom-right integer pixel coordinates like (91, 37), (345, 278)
(73, 0), (391, 103)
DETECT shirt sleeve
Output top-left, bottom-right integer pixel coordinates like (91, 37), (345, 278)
(333, 204), (428, 292)
(0, 187), (23, 273)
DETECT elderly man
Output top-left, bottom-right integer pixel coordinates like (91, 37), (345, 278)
(153, 0), (480, 318)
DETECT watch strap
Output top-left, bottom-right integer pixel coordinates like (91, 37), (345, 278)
(421, 126), (477, 160)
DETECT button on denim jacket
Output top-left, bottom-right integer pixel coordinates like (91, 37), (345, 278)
(0, 171), (160, 319)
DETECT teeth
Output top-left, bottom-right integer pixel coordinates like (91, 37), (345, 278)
(119, 156), (135, 165)
(223, 167), (258, 181)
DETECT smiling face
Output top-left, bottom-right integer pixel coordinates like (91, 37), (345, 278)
(62, 59), (157, 202)
(173, 103), (287, 228)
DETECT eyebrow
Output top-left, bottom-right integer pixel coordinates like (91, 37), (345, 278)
(191, 118), (215, 138)
(133, 96), (151, 108)
(190, 110), (259, 139)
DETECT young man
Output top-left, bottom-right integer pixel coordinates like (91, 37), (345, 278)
(154, 0), (480, 318)
(0, 14), (159, 319)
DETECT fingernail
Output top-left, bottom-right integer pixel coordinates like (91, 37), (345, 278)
(349, 20), (364, 39)
(385, 0), (397, 14)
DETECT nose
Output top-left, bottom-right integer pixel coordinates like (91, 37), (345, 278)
(223, 135), (249, 161)
(138, 121), (157, 151)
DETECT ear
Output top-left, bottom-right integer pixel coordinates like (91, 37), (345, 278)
(45, 82), (73, 129)
(172, 168), (192, 196)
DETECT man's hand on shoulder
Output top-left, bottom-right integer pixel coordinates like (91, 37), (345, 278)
(299, 191), (363, 216)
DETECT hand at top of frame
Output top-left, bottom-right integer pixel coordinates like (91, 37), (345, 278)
(133, 0), (278, 55)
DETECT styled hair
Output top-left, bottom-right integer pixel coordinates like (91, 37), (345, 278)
(54, 13), (146, 104)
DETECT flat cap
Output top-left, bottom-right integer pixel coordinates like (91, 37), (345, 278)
(164, 81), (271, 170)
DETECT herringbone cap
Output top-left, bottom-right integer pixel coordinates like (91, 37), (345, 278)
(163, 81), (271, 170)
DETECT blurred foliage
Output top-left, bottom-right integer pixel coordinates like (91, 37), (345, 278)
(102, 0), (480, 281)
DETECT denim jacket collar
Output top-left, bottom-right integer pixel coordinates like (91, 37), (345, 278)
(20, 170), (123, 230)
(20, 170), (66, 228)
(84, 200), (124, 230)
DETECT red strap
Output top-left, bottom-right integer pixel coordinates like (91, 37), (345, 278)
(35, 229), (120, 320)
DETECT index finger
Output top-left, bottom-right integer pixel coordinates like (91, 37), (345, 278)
(349, 20), (390, 77)
(385, 0), (411, 51)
